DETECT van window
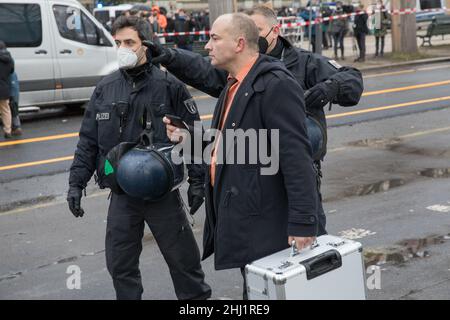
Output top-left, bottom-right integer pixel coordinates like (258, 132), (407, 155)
(0, 4), (42, 47)
(53, 5), (112, 47)
(420, 0), (442, 9)
(94, 10), (109, 25)
(82, 11), (99, 45)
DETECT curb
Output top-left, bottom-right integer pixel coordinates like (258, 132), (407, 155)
(358, 56), (450, 73)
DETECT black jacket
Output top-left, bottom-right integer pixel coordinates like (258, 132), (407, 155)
(69, 63), (204, 190)
(165, 51), (320, 269)
(354, 13), (369, 34)
(279, 36), (363, 142)
(0, 49), (14, 99)
(174, 16), (194, 47)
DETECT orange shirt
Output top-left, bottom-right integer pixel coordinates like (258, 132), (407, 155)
(210, 55), (258, 186)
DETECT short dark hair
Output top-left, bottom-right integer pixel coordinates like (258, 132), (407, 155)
(246, 5), (278, 26)
(112, 16), (153, 41)
(129, 9), (139, 16)
(0, 41), (6, 50)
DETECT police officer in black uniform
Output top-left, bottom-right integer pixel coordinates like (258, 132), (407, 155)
(66, 16), (211, 300)
(247, 5), (363, 158)
(144, 5), (364, 236)
(248, 5), (364, 234)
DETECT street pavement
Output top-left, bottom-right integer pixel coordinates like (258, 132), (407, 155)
(1, 60), (449, 300)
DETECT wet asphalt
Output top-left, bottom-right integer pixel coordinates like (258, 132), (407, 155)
(0, 62), (449, 300)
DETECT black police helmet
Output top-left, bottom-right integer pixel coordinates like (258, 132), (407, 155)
(305, 115), (327, 161)
(116, 143), (185, 201)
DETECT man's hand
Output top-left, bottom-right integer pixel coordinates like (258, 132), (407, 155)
(142, 40), (175, 65)
(187, 180), (205, 215)
(163, 116), (188, 143)
(67, 186), (85, 218)
(304, 79), (339, 110)
(288, 236), (316, 251)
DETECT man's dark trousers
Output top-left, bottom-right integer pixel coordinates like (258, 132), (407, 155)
(105, 191), (211, 300)
(355, 32), (366, 60)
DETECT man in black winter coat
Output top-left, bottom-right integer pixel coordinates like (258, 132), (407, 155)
(0, 41), (14, 139)
(152, 13), (320, 298)
(147, 6), (363, 240)
(66, 16), (211, 300)
(353, 4), (369, 62)
(174, 9), (194, 51)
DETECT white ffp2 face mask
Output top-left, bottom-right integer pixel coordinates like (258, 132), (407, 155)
(117, 47), (138, 69)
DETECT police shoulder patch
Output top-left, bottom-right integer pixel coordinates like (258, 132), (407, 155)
(183, 98), (198, 115)
(328, 60), (342, 70)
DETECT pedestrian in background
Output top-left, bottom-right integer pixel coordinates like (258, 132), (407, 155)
(330, 1), (348, 60)
(353, 4), (369, 62)
(9, 71), (22, 136)
(0, 41), (14, 139)
(174, 9), (194, 51)
(321, 5), (332, 50)
(299, 6), (317, 53)
(373, 0), (390, 57)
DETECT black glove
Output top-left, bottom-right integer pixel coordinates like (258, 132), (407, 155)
(142, 40), (175, 66)
(304, 79), (339, 110)
(187, 180), (205, 215)
(67, 186), (85, 218)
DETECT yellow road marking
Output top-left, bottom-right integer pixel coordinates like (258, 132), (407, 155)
(362, 80), (450, 97)
(2, 96), (450, 172)
(364, 64), (450, 78)
(0, 115), (212, 148)
(326, 96), (450, 119)
(0, 133), (79, 147)
(364, 70), (416, 78)
(3, 125), (450, 216)
(417, 65), (450, 72)
(0, 156), (74, 171)
(1, 80), (449, 148)
(2, 122), (450, 218)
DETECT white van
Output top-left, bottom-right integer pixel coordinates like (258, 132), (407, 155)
(93, 4), (133, 26)
(0, 0), (118, 108)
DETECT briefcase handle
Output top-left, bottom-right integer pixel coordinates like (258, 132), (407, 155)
(290, 239), (319, 257)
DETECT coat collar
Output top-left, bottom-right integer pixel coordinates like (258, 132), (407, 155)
(278, 36), (300, 68)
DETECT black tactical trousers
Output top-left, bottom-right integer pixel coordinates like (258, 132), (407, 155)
(105, 191), (211, 300)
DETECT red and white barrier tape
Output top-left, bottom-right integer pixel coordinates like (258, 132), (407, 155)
(280, 7), (450, 28)
(156, 30), (210, 37)
(156, 7), (449, 37)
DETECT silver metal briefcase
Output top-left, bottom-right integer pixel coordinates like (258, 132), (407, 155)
(245, 235), (367, 300)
